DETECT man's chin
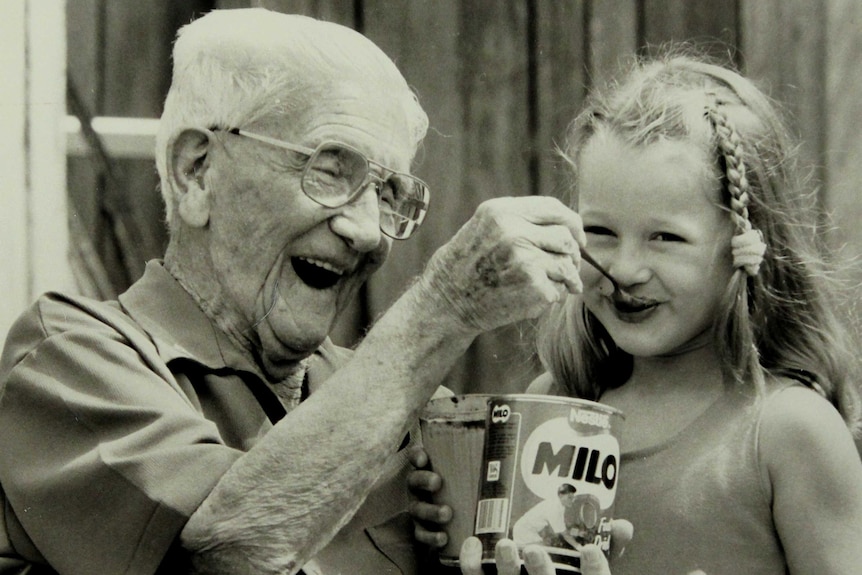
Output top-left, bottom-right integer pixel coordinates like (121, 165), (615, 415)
(260, 321), (327, 366)
(261, 354), (313, 382)
(259, 336), (323, 378)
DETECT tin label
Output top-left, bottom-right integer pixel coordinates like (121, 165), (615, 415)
(475, 396), (622, 573)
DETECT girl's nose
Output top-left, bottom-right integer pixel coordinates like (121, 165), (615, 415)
(606, 243), (651, 287)
(328, 183), (383, 252)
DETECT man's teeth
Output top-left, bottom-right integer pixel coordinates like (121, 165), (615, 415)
(296, 257), (344, 275)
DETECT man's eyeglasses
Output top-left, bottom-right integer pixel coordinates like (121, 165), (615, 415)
(216, 128), (429, 240)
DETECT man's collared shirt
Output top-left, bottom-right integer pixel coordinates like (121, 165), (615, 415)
(0, 260), (418, 575)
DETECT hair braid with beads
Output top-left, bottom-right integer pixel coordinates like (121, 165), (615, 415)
(706, 103), (751, 233)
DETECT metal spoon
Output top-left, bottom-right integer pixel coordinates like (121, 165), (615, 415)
(579, 247), (650, 306)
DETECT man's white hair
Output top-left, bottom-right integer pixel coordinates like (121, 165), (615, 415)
(155, 8), (429, 222)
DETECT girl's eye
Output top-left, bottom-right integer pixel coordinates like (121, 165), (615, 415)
(584, 226), (614, 237)
(653, 232), (685, 242)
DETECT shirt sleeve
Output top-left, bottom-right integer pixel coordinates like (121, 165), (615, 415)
(0, 295), (242, 575)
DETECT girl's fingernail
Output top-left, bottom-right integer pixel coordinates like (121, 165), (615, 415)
(580, 545), (603, 567)
(462, 537), (481, 554)
(499, 543), (518, 563)
(523, 547), (543, 567)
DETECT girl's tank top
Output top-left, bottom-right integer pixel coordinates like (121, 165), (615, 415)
(528, 377), (792, 574)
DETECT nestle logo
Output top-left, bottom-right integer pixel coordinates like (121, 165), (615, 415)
(569, 408), (610, 429)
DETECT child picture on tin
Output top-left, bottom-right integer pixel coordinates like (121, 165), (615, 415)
(512, 484), (601, 551)
(411, 49), (862, 575)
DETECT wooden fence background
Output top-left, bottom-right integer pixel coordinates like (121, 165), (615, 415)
(66, 0), (862, 396)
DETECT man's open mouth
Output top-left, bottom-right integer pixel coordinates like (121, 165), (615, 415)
(292, 257), (344, 290)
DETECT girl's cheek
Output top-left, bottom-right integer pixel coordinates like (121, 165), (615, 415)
(595, 281), (614, 297)
(580, 269), (612, 297)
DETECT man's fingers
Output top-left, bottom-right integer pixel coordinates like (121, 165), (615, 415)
(545, 252), (583, 294)
(500, 196), (586, 246)
(525, 223), (583, 257)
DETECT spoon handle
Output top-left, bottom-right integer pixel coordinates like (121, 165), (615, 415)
(579, 247), (619, 289)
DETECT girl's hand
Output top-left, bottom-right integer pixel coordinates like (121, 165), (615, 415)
(459, 520), (637, 575)
(406, 446), (452, 547)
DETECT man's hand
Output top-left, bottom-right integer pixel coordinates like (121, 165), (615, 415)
(418, 197), (585, 333)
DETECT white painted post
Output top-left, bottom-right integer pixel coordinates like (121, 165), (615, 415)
(0, 0), (73, 351)
(0, 0), (32, 351)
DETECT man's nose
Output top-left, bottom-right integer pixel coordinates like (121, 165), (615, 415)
(329, 183), (383, 252)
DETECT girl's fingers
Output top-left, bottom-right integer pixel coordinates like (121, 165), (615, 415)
(459, 537), (484, 575)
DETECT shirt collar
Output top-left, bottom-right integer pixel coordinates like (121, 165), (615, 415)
(118, 260), (260, 374)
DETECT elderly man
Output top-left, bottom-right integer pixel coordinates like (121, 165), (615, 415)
(0, 9), (587, 575)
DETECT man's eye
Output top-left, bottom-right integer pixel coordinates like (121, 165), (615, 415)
(653, 232), (684, 242)
(377, 181), (397, 206)
(311, 157), (342, 179)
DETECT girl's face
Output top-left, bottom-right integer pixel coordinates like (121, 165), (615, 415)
(577, 130), (735, 358)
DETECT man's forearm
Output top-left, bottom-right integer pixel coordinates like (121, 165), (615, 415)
(181, 277), (478, 574)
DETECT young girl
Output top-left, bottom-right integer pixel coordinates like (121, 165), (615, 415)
(527, 51), (862, 575)
(412, 51), (862, 575)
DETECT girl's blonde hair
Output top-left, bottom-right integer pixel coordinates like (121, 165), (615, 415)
(537, 49), (861, 434)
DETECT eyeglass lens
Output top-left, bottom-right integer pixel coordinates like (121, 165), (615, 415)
(303, 143), (427, 239)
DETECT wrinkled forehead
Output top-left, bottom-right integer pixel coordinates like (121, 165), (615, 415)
(288, 78), (419, 170)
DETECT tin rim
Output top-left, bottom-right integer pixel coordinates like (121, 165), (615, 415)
(420, 393), (492, 421)
(487, 393), (625, 419)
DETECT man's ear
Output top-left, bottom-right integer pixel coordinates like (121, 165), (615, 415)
(167, 128), (213, 228)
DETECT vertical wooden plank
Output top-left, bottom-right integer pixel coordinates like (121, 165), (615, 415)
(362, 0), (470, 389)
(588, 0), (639, 89)
(740, 0), (827, 212)
(824, 0), (862, 331)
(456, 0), (535, 394)
(365, 0), (536, 394)
(216, 0), (354, 25)
(534, 0), (588, 201)
(66, 0), (102, 228)
(216, 0), (252, 8)
(67, 0), (114, 298)
(825, 0), (862, 455)
(102, 2), (186, 285)
(0, 1), (29, 351)
(642, 0), (738, 60)
(67, 1), (212, 297)
(363, 0), (467, 302)
(255, 0), (355, 25)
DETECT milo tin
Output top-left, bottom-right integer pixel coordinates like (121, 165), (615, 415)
(475, 394), (624, 572)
